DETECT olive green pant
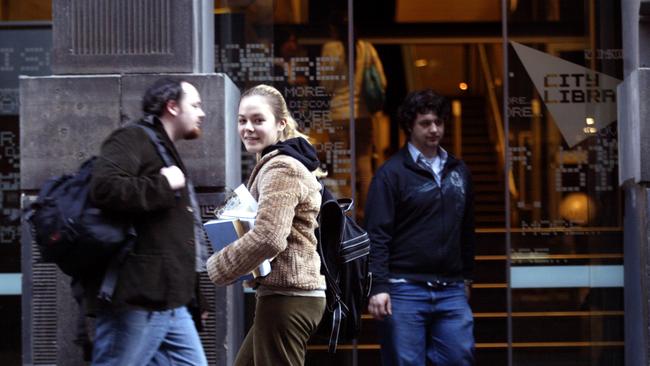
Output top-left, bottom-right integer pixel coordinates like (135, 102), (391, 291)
(234, 295), (326, 366)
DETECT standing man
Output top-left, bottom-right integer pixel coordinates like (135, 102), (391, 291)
(365, 89), (476, 366)
(88, 78), (208, 365)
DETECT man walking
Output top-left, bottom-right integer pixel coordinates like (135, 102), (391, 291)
(88, 78), (208, 365)
(365, 89), (476, 365)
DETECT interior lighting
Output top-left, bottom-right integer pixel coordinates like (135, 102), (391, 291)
(531, 99), (541, 116)
(452, 100), (462, 117)
(459, 82), (468, 91)
(414, 59), (428, 67)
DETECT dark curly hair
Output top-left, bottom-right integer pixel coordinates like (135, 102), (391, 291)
(396, 89), (450, 137)
(141, 77), (187, 117)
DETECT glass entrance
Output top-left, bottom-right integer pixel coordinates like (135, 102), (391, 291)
(0, 0), (625, 364)
(506, 1), (623, 365)
(214, 0), (624, 365)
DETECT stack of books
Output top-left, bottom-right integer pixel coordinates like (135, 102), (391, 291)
(204, 184), (271, 280)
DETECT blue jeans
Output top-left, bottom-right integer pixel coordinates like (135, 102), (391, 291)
(92, 306), (207, 366)
(379, 281), (474, 366)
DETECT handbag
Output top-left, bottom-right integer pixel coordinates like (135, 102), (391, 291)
(361, 41), (386, 114)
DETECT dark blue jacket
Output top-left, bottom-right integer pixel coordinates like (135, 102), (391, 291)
(365, 146), (475, 296)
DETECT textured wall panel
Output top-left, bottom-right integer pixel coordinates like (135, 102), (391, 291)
(52, 0), (195, 74)
(19, 76), (122, 190)
(31, 260), (58, 364)
(70, 0), (171, 56)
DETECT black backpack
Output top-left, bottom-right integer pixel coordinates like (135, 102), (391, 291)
(26, 124), (173, 301)
(26, 156), (136, 279)
(315, 186), (373, 353)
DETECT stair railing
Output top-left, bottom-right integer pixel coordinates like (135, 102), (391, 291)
(477, 43), (519, 199)
(452, 99), (462, 158)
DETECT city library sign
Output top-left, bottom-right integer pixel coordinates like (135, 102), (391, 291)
(543, 73), (616, 104)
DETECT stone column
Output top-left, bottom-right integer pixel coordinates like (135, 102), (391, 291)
(20, 1), (242, 365)
(618, 1), (650, 365)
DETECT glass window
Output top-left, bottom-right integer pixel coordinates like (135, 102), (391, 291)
(507, 0), (623, 364)
(215, 1), (624, 364)
(2, 1), (626, 364)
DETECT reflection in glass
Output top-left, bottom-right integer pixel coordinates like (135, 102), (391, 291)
(507, 0), (623, 364)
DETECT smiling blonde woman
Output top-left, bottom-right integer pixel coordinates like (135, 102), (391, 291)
(207, 84), (326, 366)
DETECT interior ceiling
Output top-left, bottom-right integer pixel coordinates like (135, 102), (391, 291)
(395, 0), (502, 22)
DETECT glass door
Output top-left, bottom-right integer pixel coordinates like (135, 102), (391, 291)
(214, 1), (625, 364)
(505, 1), (624, 364)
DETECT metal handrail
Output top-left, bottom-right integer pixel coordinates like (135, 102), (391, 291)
(477, 43), (519, 198)
(452, 99), (462, 158)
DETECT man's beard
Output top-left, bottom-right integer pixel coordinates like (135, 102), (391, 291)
(184, 126), (202, 140)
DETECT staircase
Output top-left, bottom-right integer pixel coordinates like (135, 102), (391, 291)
(443, 97), (505, 228)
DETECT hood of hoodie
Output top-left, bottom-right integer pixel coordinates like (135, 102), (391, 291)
(261, 137), (321, 172)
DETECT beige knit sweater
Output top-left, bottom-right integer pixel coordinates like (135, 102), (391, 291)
(206, 151), (326, 290)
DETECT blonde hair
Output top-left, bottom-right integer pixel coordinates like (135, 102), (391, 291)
(241, 84), (327, 178)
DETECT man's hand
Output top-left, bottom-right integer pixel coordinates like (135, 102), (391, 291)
(160, 166), (186, 190)
(368, 293), (392, 320)
(464, 279), (473, 300)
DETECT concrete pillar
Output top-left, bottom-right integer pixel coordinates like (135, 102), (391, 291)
(618, 1), (650, 365)
(20, 1), (242, 365)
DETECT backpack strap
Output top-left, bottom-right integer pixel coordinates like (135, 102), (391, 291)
(317, 183), (338, 289)
(136, 124), (181, 199)
(317, 182), (350, 353)
(136, 124), (175, 167)
(138, 124), (211, 271)
(97, 236), (135, 302)
(329, 302), (343, 353)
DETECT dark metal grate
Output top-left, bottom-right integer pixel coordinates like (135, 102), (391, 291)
(198, 272), (218, 365)
(70, 0), (172, 56)
(31, 238), (58, 364)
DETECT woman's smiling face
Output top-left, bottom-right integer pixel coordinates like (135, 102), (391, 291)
(238, 95), (286, 154)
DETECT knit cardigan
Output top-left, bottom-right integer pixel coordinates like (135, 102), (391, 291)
(206, 151), (326, 291)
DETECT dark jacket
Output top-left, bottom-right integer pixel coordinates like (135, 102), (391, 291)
(365, 146), (476, 296)
(89, 117), (196, 310)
